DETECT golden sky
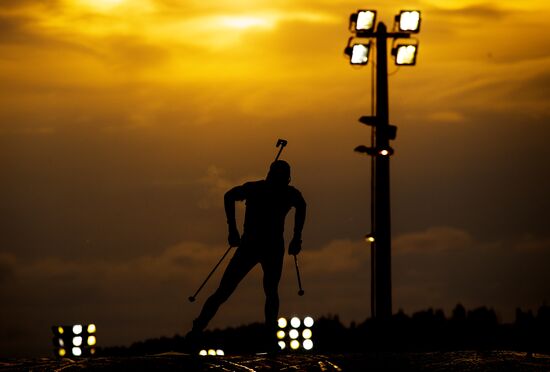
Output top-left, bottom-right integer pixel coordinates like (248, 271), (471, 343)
(1, 0), (549, 356)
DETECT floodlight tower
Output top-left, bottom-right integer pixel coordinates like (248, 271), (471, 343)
(345, 10), (421, 320)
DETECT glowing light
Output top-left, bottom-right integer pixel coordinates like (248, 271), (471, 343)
(380, 149), (390, 156)
(365, 234), (375, 243)
(72, 325), (83, 335)
(278, 341), (286, 350)
(395, 44), (418, 65)
(290, 340), (300, 350)
(304, 317), (314, 327)
(350, 44), (370, 65)
(87, 335), (97, 346)
(57, 326), (64, 335)
(199, 350), (207, 356)
(289, 329), (299, 339)
(398, 11), (421, 33)
(77, 0), (126, 11)
(87, 324), (96, 333)
(216, 349), (225, 356)
(59, 339), (65, 347)
(208, 349), (216, 356)
(90, 348), (96, 355)
(290, 317), (301, 328)
(302, 329), (312, 339)
(303, 339), (314, 350)
(278, 317), (287, 328)
(220, 16), (273, 30)
(277, 330), (285, 339)
(72, 347), (82, 357)
(58, 348), (66, 357)
(73, 336), (83, 347)
(356, 10), (376, 32)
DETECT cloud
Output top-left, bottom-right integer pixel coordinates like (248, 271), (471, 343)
(430, 4), (509, 20)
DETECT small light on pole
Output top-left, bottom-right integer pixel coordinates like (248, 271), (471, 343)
(365, 234), (375, 243)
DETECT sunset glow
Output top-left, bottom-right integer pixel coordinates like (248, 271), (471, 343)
(1, 0), (549, 358)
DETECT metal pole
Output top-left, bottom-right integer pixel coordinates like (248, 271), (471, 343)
(374, 22), (392, 320)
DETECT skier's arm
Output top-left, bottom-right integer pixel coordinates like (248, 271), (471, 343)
(224, 185), (246, 247)
(289, 190), (306, 255)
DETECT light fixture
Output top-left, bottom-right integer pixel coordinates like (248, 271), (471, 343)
(302, 329), (312, 339)
(72, 325), (83, 335)
(278, 341), (286, 350)
(87, 324), (96, 334)
(199, 350), (207, 356)
(365, 233), (375, 243)
(208, 349), (216, 356)
(277, 317), (287, 328)
(397, 10), (421, 32)
(72, 336), (83, 347)
(393, 43), (418, 66)
(303, 339), (314, 350)
(303, 317), (314, 328)
(354, 145), (394, 156)
(216, 350), (224, 356)
(290, 340), (300, 350)
(351, 10), (377, 34)
(58, 348), (66, 357)
(72, 347), (82, 357)
(276, 330), (285, 339)
(290, 317), (301, 328)
(345, 42), (372, 65)
(87, 336), (97, 346)
(289, 329), (299, 339)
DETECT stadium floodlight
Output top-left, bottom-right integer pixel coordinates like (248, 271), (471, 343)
(278, 317), (287, 328)
(289, 329), (299, 339)
(290, 340), (300, 350)
(303, 317), (314, 328)
(277, 330), (285, 339)
(397, 10), (421, 33)
(345, 42), (372, 65)
(350, 10), (377, 34)
(393, 43), (418, 66)
(208, 349), (216, 356)
(53, 323), (98, 358)
(216, 350), (225, 356)
(199, 350), (207, 356)
(290, 317), (301, 328)
(303, 339), (314, 350)
(278, 341), (286, 350)
(302, 329), (312, 339)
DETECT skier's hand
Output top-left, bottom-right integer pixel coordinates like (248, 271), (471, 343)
(288, 236), (302, 255)
(228, 226), (241, 247)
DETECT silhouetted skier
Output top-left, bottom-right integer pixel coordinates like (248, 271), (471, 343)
(188, 160), (306, 349)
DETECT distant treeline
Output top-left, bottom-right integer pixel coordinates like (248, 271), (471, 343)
(99, 304), (550, 355)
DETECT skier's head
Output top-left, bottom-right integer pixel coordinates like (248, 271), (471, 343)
(266, 160), (291, 186)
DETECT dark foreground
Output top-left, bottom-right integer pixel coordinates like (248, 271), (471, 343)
(1, 351), (549, 371)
